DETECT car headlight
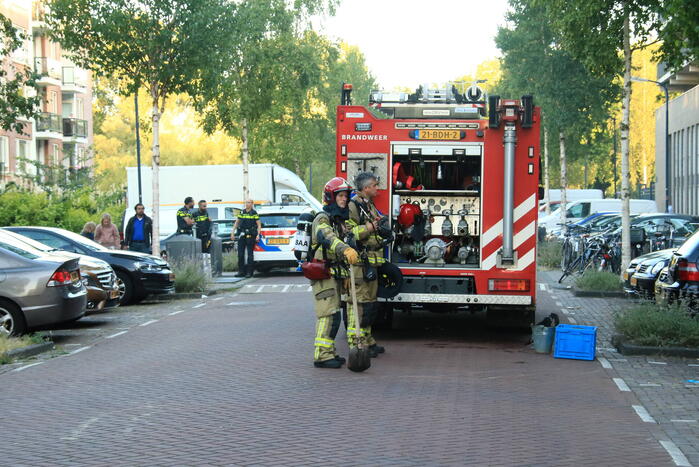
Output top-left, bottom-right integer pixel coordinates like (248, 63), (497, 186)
(135, 261), (161, 272)
(651, 261), (666, 275)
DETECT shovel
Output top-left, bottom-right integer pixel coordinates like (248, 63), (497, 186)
(347, 265), (371, 372)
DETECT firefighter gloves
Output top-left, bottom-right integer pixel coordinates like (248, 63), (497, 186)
(343, 247), (360, 265)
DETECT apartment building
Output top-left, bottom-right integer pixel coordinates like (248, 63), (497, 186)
(0, 0), (93, 189)
(654, 61), (699, 215)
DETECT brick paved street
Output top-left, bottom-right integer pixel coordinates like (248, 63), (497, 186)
(542, 270), (699, 467)
(1, 272), (679, 466)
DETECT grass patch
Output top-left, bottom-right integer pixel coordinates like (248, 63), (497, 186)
(616, 303), (699, 348)
(0, 333), (46, 364)
(223, 252), (238, 272)
(537, 241), (562, 269)
(171, 260), (208, 293)
(574, 270), (622, 291)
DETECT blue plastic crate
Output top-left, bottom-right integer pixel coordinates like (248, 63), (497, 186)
(553, 324), (597, 361)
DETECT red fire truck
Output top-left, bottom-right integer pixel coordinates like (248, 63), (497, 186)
(336, 83), (540, 327)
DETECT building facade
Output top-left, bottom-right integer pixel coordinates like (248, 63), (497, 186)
(0, 0), (93, 190)
(655, 62), (699, 215)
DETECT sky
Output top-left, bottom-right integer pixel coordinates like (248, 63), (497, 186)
(316, 0), (511, 90)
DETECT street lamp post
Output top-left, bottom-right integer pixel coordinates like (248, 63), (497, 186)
(631, 76), (670, 212)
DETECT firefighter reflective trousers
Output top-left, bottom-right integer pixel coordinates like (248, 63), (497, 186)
(312, 278), (343, 362)
(346, 265), (378, 347)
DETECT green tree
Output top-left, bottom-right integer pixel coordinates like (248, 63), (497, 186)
(195, 0), (334, 200)
(656, 0), (699, 71)
(495, 0), (618, 222)
(48, 0), (237, 254)
(0, 13), (40, 134)
(541, 0), (660, 269)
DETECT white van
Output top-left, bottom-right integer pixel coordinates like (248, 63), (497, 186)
(539, 198), (658, 233)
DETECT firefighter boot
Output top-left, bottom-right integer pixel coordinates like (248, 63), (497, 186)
(314, 359), (342, 369)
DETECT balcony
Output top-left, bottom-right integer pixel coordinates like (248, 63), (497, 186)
(62, 67), (88, 94)
(32, 3), (49, 33)
(34, 57), (62, 87)
(62, 118), (88, 143)
(35, 112), (63, 140)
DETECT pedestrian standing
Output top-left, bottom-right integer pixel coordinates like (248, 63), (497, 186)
(346, 172), (387, 358)
(124, 203), (153, 254)
(81, 221), (96, 240)
(192, 200), (212, 253)
(95, 213), (121, 250)
(232, 199), (260, 278)
(309, 177), (359, 368)
(177, 197), (195, 235)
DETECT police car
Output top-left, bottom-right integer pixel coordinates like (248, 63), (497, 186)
(253, 203), (315, 273)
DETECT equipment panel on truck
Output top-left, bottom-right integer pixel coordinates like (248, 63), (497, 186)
(336, 83), (540, 326)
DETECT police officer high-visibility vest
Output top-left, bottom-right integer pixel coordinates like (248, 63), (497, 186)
(237, 209), (259, 238)
(192, 209), (212, 238)
(177, 206), (194, 235)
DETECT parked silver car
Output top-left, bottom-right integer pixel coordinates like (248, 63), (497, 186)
(0, 234), (87, 336)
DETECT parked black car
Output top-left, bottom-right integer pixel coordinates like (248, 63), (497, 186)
(627, 214), (698, 250)
(658, 229), (699, 313)
(623, 248), (675, 298)
(6, 227), (175, 305)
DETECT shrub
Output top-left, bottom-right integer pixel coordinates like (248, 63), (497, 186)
(538, 241), (562, 269)
(574, 270), (622, 291)
(223, 252), (238, 272)
(616, 303), (699, 348)
(171, 260), (208, 293)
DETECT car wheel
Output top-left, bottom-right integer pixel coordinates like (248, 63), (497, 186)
(115, 270), (134, 306)
(0, 299), (27, 337)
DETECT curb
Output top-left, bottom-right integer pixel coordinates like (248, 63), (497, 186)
(146, 289), (220, 302)
(573, 289), (626, 298)
(5, 341), (55, 360)
(611, 335), (699, 357)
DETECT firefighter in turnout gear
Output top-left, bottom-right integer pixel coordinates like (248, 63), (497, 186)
(310, 177), (360, 369)
(192, 200), (212, 253)
(232, 200), (261, 278)
(346, 172), (390, 357)
(176, 197), (195, 235)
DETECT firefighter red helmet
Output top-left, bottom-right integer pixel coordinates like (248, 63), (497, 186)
(397, 203), (423, 227)
(323, 177), (353, 205)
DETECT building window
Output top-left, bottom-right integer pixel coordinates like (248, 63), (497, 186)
(49, 91), (58, 114)
(76, 97), (84, 119)
(52, 143), (60, 165)
(17, 139), (32, 175)
(0, 136), (9, 174)
(11, 26), (31, 65)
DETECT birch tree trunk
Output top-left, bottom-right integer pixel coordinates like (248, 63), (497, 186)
(544, 125), (551, 215)
(559, 131), (567, 228)
(241, 118), (250, 202)
(620, 11), (632, 271)
(151, 90), (161, 256)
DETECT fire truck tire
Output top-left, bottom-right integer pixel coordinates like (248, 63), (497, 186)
(373, 304), (394, 331)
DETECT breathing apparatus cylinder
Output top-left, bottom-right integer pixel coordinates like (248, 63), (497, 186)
(293, 211), (315, 261)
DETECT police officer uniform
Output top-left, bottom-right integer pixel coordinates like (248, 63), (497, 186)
(346, 193), (385, 354)
(192, 208), (212, 253)
(236, 208), (259, 277)
(176, 206), (194, 235)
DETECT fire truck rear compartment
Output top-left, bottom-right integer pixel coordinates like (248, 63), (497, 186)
(390, 144), (482, 269)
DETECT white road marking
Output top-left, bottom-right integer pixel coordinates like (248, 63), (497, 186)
(256, 285), (265, 293)
(640, 383), (662, 387)
(608, 358), (627, 362)
(567, 317), (577, 324)
(211, 297), (223, 301)
(659, 440), (691, 467)
(555, 301), (563, 308)
(539, 283), (546, 291)
(671, 420), (698, 423)
(306, 286), (312, 292)
(613, 378), (631, 392)
(598, 357), (612, 369)
(169, 310), (185, 316)
(13, 362), (43, 372)
(648, 361), (667, 365)
(632, 405), (656, 423)
(192, 303), (206, 309)
(70, 346), (91, 355)
(61, 417), (100, 441)
(106, 331), (128, 339)
(140, 320), (158, 327)
(282, 285), (291, 293)
(688, 364), (699, 367)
